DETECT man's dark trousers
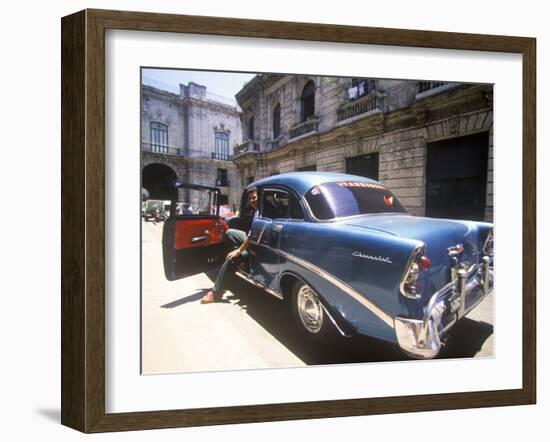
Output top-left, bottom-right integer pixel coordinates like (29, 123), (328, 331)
(212, 229), (248, 295)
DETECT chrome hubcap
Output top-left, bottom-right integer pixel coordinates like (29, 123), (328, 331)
(297, 285), (323, 334)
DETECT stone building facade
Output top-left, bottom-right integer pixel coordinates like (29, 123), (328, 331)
(234, 75), (493, 221)
(141, 82), (242, 209)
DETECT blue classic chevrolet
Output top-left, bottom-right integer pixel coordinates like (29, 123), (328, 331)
(162, 172), (494, 359)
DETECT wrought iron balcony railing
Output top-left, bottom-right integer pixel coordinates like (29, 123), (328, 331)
(142, 142), (233, 161)
(418, 81), (446, 94)
(266, 135), (284, 150)
(211, 152), (233, 161)
(289, 116), (319, 139)
(234, 139), (260, 156)
(142, 142), (184, 156)
(337, 92), (385, 122)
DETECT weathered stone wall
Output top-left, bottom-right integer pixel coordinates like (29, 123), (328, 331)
(181, 158), (241, 211)
(186, 99), (242, 158)
(141, 84), (243, 209)
(141, 88), (185, 150)
(235, 75), (493, 221)
(142, 153), (241, 210)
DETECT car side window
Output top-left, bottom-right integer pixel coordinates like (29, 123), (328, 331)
(289, 193), (305, 220)
(262, 189), (290, 219)
(261, 189), (304, 220)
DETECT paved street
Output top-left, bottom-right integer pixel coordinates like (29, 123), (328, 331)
(141, 220), (493, 375)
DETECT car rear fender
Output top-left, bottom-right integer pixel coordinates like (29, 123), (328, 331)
(279, 271), (355, 337)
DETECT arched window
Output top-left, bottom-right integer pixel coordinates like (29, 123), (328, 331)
(214, 132), (229, 160)
(150, 122), (168, 153)
(248, 116), (255, 141)
(301, 80), (315, 122)
(273, 104), (281, 139)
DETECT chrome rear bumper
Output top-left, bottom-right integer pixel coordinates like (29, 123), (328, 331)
(394, 256), (493, 359)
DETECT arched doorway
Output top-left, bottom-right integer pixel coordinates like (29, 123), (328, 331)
(142, 163), (177, 200)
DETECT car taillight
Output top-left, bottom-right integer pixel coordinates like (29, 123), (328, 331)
(418, 255), (432, 271)
(400, 245), (431, 300)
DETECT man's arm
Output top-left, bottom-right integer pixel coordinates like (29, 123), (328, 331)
(238, 236), (250, 254)
(226, 235), (250, 261)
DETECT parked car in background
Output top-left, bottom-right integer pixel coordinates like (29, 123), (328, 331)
(143, 199), (169, 222)
(162, 172), (494, 359)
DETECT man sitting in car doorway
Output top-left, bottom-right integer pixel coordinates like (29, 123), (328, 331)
(200, 187), (259, 304)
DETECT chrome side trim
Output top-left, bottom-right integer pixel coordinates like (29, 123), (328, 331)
(254, 242), (394, 328)
(256, 222), (269, 244)
(320, 304), (353, 337)
(235, 270), (284, 300)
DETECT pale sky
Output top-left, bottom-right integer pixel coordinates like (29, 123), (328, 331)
(142, 68), (256, 104)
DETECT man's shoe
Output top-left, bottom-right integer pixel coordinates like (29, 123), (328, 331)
(200, 291), (220, 304)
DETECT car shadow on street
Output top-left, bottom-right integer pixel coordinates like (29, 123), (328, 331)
(219, 273), (494, 366)
(223, 275), (410, 366)
(438, 318), (493, 359)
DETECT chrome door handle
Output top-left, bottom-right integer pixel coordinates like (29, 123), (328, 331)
(272, 224), (283, 232)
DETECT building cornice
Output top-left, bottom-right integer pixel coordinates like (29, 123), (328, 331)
(142, 85), (180, 102)
(235, 74), (283, 106)
(235, 83), (492, 165)
(142, 84), (241, 115)
(183, 96), (241, 116)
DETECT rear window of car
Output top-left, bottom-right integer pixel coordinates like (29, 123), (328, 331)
(305, 181), (407, 220)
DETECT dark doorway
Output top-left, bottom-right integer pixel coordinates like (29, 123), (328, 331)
(273, 104), (281, 139)
(301, 80), (315, 122)
(248, 116), (255, 140)
(297, 165), (317, 172)
(219, 194), (229, 205)
(346, 153), (379, 180)
(426, 132), (489, 221)
(142, 163), (177, 200)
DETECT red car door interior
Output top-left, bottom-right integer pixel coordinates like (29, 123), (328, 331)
(163, 216), (228, 280)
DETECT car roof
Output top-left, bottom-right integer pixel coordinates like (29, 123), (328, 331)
(248, 172), (380, 196)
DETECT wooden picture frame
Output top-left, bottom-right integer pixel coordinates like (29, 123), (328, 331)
(61, 8), (536, 433)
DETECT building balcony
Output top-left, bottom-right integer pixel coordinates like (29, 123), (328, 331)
(234, 139), (260, 156)
(289, 116), (320, 140)
(211, 152), (233, 161)
(266, 135), (284, 150)
(337, 92), (385, 122)
(142, 142), (234, 162)
(415, 81), (457, 100)
(418, 81), (446, 93)
(142, 142), (184, 156)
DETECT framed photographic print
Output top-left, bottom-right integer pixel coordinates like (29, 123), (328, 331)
(61, 9), (536, 433)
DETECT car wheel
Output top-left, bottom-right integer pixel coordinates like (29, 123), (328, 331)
(291, 280), (335, 340)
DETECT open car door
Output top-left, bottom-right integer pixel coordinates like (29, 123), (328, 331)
(162, 182), (228, 280)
